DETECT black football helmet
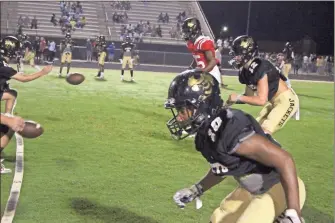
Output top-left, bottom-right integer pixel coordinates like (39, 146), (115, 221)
(181, 17), (202, 42)
(165, 70), (222, 140)
(0, 36), (21, 59)
(229, 35), (258, 68)
(125, 36), (131, 42)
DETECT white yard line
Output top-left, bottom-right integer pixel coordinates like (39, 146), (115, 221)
(1, 134), (24, 223)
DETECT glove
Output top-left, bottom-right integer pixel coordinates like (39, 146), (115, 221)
(173, 184), (203, 209)
(274, 209), (305, 223)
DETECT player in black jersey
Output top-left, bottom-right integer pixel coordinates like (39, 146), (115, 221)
(165, 70), (305, 223)
(95, 35), (107, 79)
(227, 35), (299, 135)
(282, 42), (294, 87)
(59, 33), (75, 77)
(120, 36), (135, 81)
(0, 36), (52, 114)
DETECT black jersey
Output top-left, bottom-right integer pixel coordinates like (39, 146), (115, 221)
(239, 58), (286, 101)
(121, 42), (135, 57)
(0, 58), (17, 91)
(23, 40), (33, 51)
(195, 108), (281, 194)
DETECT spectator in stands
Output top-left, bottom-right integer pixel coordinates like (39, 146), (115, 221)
(151, 24), (157, 37)
(24, 16), (30, 28)
(164, 13), (169, 23)
(18, 16), (24, 27)
(158, 13), (164, 23)
(156, 25), (162, 37)
(80, 16), (86, 28)
(86, 39), (92, 62)
(316, 56), (325, 75)
(31, 16), (38, 29)
(302, 54), (309, 73)
(107, 42), (115, 62)
(51, 14), (58, 26)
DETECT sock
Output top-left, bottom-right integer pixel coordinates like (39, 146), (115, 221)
(285, 78), (291, 88)
(67, 64), (71, 74)
(130, 70), (133, 77)
(35, 66), (41, 71)
(121, 70), (124, 76)
(59, 66), (63, 74)
(100, 72), (104, 78)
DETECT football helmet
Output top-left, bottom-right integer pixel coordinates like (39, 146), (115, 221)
(0, 36), (21, 59)
(230, 35), (258, 68)
(165, 70), (222, 140)
(181, 17), (202, 42)
(125, 36), (131, 43)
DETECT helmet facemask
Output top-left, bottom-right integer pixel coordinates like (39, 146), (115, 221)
(165, 98), (206, 140)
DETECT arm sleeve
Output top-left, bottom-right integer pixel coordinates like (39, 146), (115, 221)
(0, 67), (18, 79)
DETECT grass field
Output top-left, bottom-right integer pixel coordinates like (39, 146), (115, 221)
(1, 66), (334, 223)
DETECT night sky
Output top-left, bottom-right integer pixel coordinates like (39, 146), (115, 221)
(200, 1), (334, 55)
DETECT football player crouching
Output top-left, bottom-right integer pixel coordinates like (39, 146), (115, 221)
(165, 70), (306, 223)
(227, 36), (299, 135)
(0, 114), (25, 174)
(0, 36), (52, 115)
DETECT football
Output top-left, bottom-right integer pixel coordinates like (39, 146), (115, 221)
(18, 121), (44, 139)
(66, 73), (85, 85)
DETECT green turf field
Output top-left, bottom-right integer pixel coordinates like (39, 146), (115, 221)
(1, 66), (334, 223)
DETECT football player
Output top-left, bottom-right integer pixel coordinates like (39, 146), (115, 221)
(282, 42), (294, 87)
(120, 36), (135, 81)
(0, 114), (25, 174)
(182, 17), (227, 87)
(21, 34), (41, 71)
(95, 35), (107, 79)
(227, 36), (299, 135)
(0, 36), (52, 114)
(59, 33), (74, 78)
(165, 70), (305, 223)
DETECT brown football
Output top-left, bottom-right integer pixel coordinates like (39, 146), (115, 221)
(66, 73), (85, 85)
(18, 121), (44, 139)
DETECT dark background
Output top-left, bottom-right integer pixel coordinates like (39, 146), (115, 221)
(200, 1), (334, 55)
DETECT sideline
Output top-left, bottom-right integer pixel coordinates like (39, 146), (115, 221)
(1, 133), (24, 223)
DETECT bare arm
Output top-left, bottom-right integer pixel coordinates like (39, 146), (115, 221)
(11, 65), (52, 82)
(234, 134), (302, 217)
(197, 169), (226, 192)
(238, 74), (269, 106)
(203, 50), (217, 73)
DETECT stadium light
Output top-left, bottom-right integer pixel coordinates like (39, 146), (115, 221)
(223, 26), (228, 32)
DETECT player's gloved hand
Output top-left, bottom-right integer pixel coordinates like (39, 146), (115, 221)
(274, 209), (305, 223)
(173, 184), (203, 209)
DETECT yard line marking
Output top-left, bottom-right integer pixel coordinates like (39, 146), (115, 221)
(1, 133), (24, 223)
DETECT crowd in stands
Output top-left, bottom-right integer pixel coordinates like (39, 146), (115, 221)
(216, 36), (334, 76)
(54, 1), (86, 34)
(18, 15), (38, 31)
(110, 1), (131, 10)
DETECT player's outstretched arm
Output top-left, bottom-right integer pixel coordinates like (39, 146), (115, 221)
(234, 134), (302, 219)
(11, 65), (52, 82)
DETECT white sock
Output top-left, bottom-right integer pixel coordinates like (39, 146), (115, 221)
(285, 78), (291, 88)
(100, 72), (104, 78)
(35, 66), (41, 71)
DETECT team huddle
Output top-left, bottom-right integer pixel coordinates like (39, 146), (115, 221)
(1, 16), (304, 223)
